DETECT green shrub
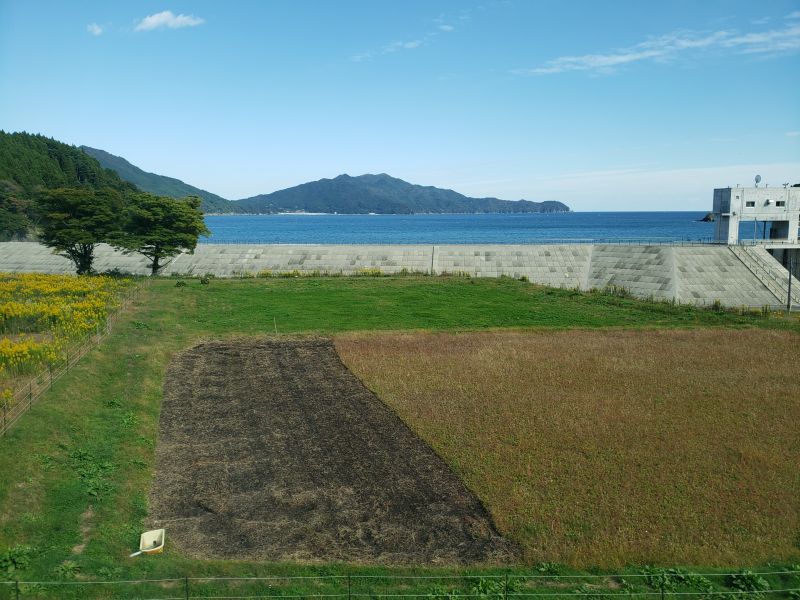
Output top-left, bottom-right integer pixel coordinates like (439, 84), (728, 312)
(0, 545), (35, 580)
(70, 449), (115, 499)
(534, 561), (563, 575)
(728, 571), (769, 594)
(53, 560), (80, 579)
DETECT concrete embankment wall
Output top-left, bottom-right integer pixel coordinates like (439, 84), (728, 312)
(0, 242), (783, 307)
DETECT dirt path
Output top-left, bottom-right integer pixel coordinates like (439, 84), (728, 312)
(150, 337), (515, 564)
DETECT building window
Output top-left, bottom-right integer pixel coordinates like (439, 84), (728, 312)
(736, 195), (740, 200)
(745, 201), (755, 207)
(776, 201), (786, 207)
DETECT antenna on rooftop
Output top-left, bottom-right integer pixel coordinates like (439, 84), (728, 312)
(755, 174), (761, 187)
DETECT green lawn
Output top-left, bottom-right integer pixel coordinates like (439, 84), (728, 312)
(151, 276), (799, 333)
(0, 276), (798, 598)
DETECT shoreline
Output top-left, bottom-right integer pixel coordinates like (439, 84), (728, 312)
(203, 211), (574, 216)
(202, 210), (710, 216)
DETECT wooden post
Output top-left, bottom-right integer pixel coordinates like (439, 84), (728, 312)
(184, 576), (189, 600)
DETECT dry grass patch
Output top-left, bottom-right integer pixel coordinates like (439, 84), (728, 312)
(335, 329), (800, 567)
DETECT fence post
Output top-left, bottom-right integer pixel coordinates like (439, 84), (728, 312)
(504, 573), (508, 600)
(15, 580), (20, 600)
(184, 576), (190, 600)
(28, 381), (32, 410)
(348, 574), (352, 600)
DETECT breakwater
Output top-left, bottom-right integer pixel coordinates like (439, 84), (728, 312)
(0, 242), (793, 308)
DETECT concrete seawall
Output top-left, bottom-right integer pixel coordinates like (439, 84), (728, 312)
(0, 242), (788, 307)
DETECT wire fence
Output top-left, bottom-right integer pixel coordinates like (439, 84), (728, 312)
(0, 281), (146, 437)
(0, 570), (798, 600)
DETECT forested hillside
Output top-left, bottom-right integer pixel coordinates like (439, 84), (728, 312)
(0, 131), (135, 239)
(81, 146), (234, 213)
(0, 132), (132, 191)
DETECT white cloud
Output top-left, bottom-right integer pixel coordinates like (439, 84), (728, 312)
(515, 24), (800, 75)
(351, 9), (466, 62)
(135, 10), (204, 32)
(383, 39), (424, 53)
(751, 16), (771, 25)
(786, 11), (800, 19)
(86, 23), (103, 36)
(786, 131), (800, 137)
(350, 39), (423, 61)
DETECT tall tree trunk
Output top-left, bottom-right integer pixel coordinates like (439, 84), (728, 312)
(71, 243), (95, 275)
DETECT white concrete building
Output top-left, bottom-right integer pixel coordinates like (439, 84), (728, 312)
(712, 185), (800, 245)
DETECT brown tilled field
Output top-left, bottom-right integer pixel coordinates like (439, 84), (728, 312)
(150, 338), (515, 564)
(336, 329), (800, 567)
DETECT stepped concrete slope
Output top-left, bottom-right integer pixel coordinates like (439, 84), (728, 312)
(435, 244), (591, 288)
(729, 245), (800, 307)
(587, 246), (675, 300)
(0, 241), (150, 273)
(0, 242), (786, 307)
(177, 244), (434, 277)
(676, 246), (780, 307)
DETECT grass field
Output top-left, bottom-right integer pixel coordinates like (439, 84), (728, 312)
(0, 276), (799, 597)
(336, 329), (800, 567)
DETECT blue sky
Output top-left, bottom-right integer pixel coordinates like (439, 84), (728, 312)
(1, 0), (798, 210)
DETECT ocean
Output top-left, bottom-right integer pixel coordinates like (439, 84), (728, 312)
(202, 212), (715, 244)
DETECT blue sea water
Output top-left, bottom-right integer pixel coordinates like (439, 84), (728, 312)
(202, 212), (714, 245)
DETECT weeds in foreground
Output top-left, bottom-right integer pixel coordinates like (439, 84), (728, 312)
(729, 571), (771, 594)
(0, 272), (135, 402)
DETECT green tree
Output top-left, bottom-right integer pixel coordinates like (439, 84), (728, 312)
(0, 182), (36, 240)
(37, 188), (123, 275)
(117, 193), (209, 275)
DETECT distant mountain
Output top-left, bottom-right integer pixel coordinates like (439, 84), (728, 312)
(236, 173), (569, 214)
(81, 146), (234, 213)
(79, 146), (569, 214)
